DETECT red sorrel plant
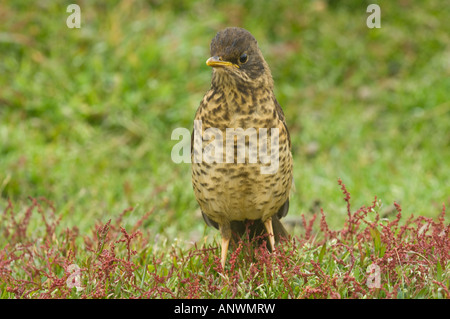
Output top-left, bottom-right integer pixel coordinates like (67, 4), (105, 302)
(1, 179), (448, 299)
(0, 198), (153, 298)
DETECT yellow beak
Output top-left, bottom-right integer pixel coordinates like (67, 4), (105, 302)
(206, 56), (239, 68)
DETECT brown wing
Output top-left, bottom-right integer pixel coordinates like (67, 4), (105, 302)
(273, 97), (291, 220)
(273, 97), (291, 150)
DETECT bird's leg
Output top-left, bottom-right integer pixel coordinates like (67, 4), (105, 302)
(221, 237), (230, 270)
(264, 217), (276, 252)
(219, 222), (231, 270)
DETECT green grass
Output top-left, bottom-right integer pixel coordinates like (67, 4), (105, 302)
(0, 0), (449, 298)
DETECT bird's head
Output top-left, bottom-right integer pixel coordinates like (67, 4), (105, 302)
(207, 27), (273, 91)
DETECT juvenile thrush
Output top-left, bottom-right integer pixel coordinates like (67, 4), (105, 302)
(191, 27), (293, 268)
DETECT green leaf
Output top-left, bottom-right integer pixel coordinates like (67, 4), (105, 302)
(369, 227), (381, 251)
(369, 227), (386, 257)
(318, 242), (327, 263)
(436, 260), (443, 281)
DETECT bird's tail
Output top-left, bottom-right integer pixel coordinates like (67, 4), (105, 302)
(229, 216), (288, 252)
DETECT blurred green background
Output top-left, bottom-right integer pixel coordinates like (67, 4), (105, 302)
(0, 0), (449, 244)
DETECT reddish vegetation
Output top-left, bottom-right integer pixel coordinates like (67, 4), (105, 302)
(0, 180), (448, 298)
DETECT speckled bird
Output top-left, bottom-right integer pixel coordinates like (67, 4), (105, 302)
(191, 27), (293, 268)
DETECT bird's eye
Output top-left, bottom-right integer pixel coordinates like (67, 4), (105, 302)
(239, 53), (248, 64)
